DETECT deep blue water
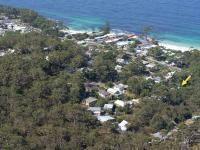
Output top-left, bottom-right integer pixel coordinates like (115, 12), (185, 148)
(0, 0), (200, 48)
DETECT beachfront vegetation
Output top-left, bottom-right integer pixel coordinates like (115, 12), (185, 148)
(100, 21), (111, 35)
(141, 26), (151, 39)
(0, 5), (200, 150)
(147, 46), (166, 61)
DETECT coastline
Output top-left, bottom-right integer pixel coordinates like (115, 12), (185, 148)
(159, 41), (190, 52)
(159, 40), (200, 52)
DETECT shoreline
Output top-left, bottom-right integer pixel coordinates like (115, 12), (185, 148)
(159, 40), (200, 52)
(159, 41), (190, 52)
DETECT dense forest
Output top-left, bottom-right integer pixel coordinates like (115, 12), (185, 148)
(0, 5), (200, 150)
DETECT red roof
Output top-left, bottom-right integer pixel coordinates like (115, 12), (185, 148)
(127, 34), (135, 38)
(138, 43), (145, 46)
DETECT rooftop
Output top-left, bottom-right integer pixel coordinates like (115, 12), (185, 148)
(85, 97), (97, 103)
(97, 115), (115, 123)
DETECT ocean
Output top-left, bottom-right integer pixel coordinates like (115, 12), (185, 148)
(0, 0), (200, 50)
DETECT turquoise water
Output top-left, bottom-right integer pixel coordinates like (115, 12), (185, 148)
(0, 0), (200, 48)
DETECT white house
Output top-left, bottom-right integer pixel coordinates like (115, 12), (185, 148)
(7, 49), (15, 54)
(116, 41), (130, 49)
(45, 56), (49, 61)
(118, 120), (129, 131)
(151, 132), (168, 141)
(107, 88), (122, 96)
(132, 99), (140, 105)
(142, 60), (149, 65)
(135, 48), (142, 55)
(165, 71), (175, 80)
(168, 62), (176, 67)
(13, 25), (27, 33)
(114, 100), (125, 107)
(0, 51), (6, 57)
(77, 41), (86, 45)
(107, 84), (127, 96)
(115, 65), (123, 73)
(105, 38), (120, 44)
(145, 76), (153, 81)
(192, 115), (200, 120)
(154, 77), (161, 83)
(97, 115), (115, 123)
(88, 107), (101, 116)
(116, 58), (126, 64)
(103, 104), (114, 110)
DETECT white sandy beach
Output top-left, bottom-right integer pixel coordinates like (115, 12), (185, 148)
(159, 41), (200, 52)
(159, 42), (190, 52)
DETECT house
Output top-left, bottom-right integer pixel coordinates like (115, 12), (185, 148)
(142, 60), (149, 65)
(132, 99), (140, 105)
(105, 38), (120, 44)
(118, 120), (129, 131)
(77, 41), (86, 45)
(107, 88), (123, 96)
(185, 119), (194, 126)
(125, 51), (135, 56)
(114, 100), (125, 107)
(116, 41), (130, 49)
(43, 46), (54, 51)
(98, 90), (110, 99)
(84, 97), (97, 107)
(13, 25), (27, 33)
(0, 50), (6, 57)
(78, 67), (86, 72)
(135, 48), (142, 54)
(45, 56), (49, 61)
(125, 101), (133, 105)
(114, 83), (124, 90)
(7, 49), (15, 54)
(87, 60), (93, 65)
(107, 84), (127, 96)
(165, 71), (175, 80)
(151, 132), (168, 141)
(146, 63), (156, 68)
(103, 104), (114, 110)
(137, 43), (152, 50)
(141, 49), (148, 56)
(115, 65), (123, 73)
(114, 83), (128, 91)
(88, 107), (101, 116)
(127, 33), (136, 39)
(168, 62), (176, 67)
(116, 58), (129, 65)
(154, 77), (161, 83)
(145, 76), (153, 80)
(116, 58), (126, 64)
(192, 115), (200, 120)
(84, 82), (97, 92)
(97, 115), (115, 123)
(85, 51), (92, 58)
